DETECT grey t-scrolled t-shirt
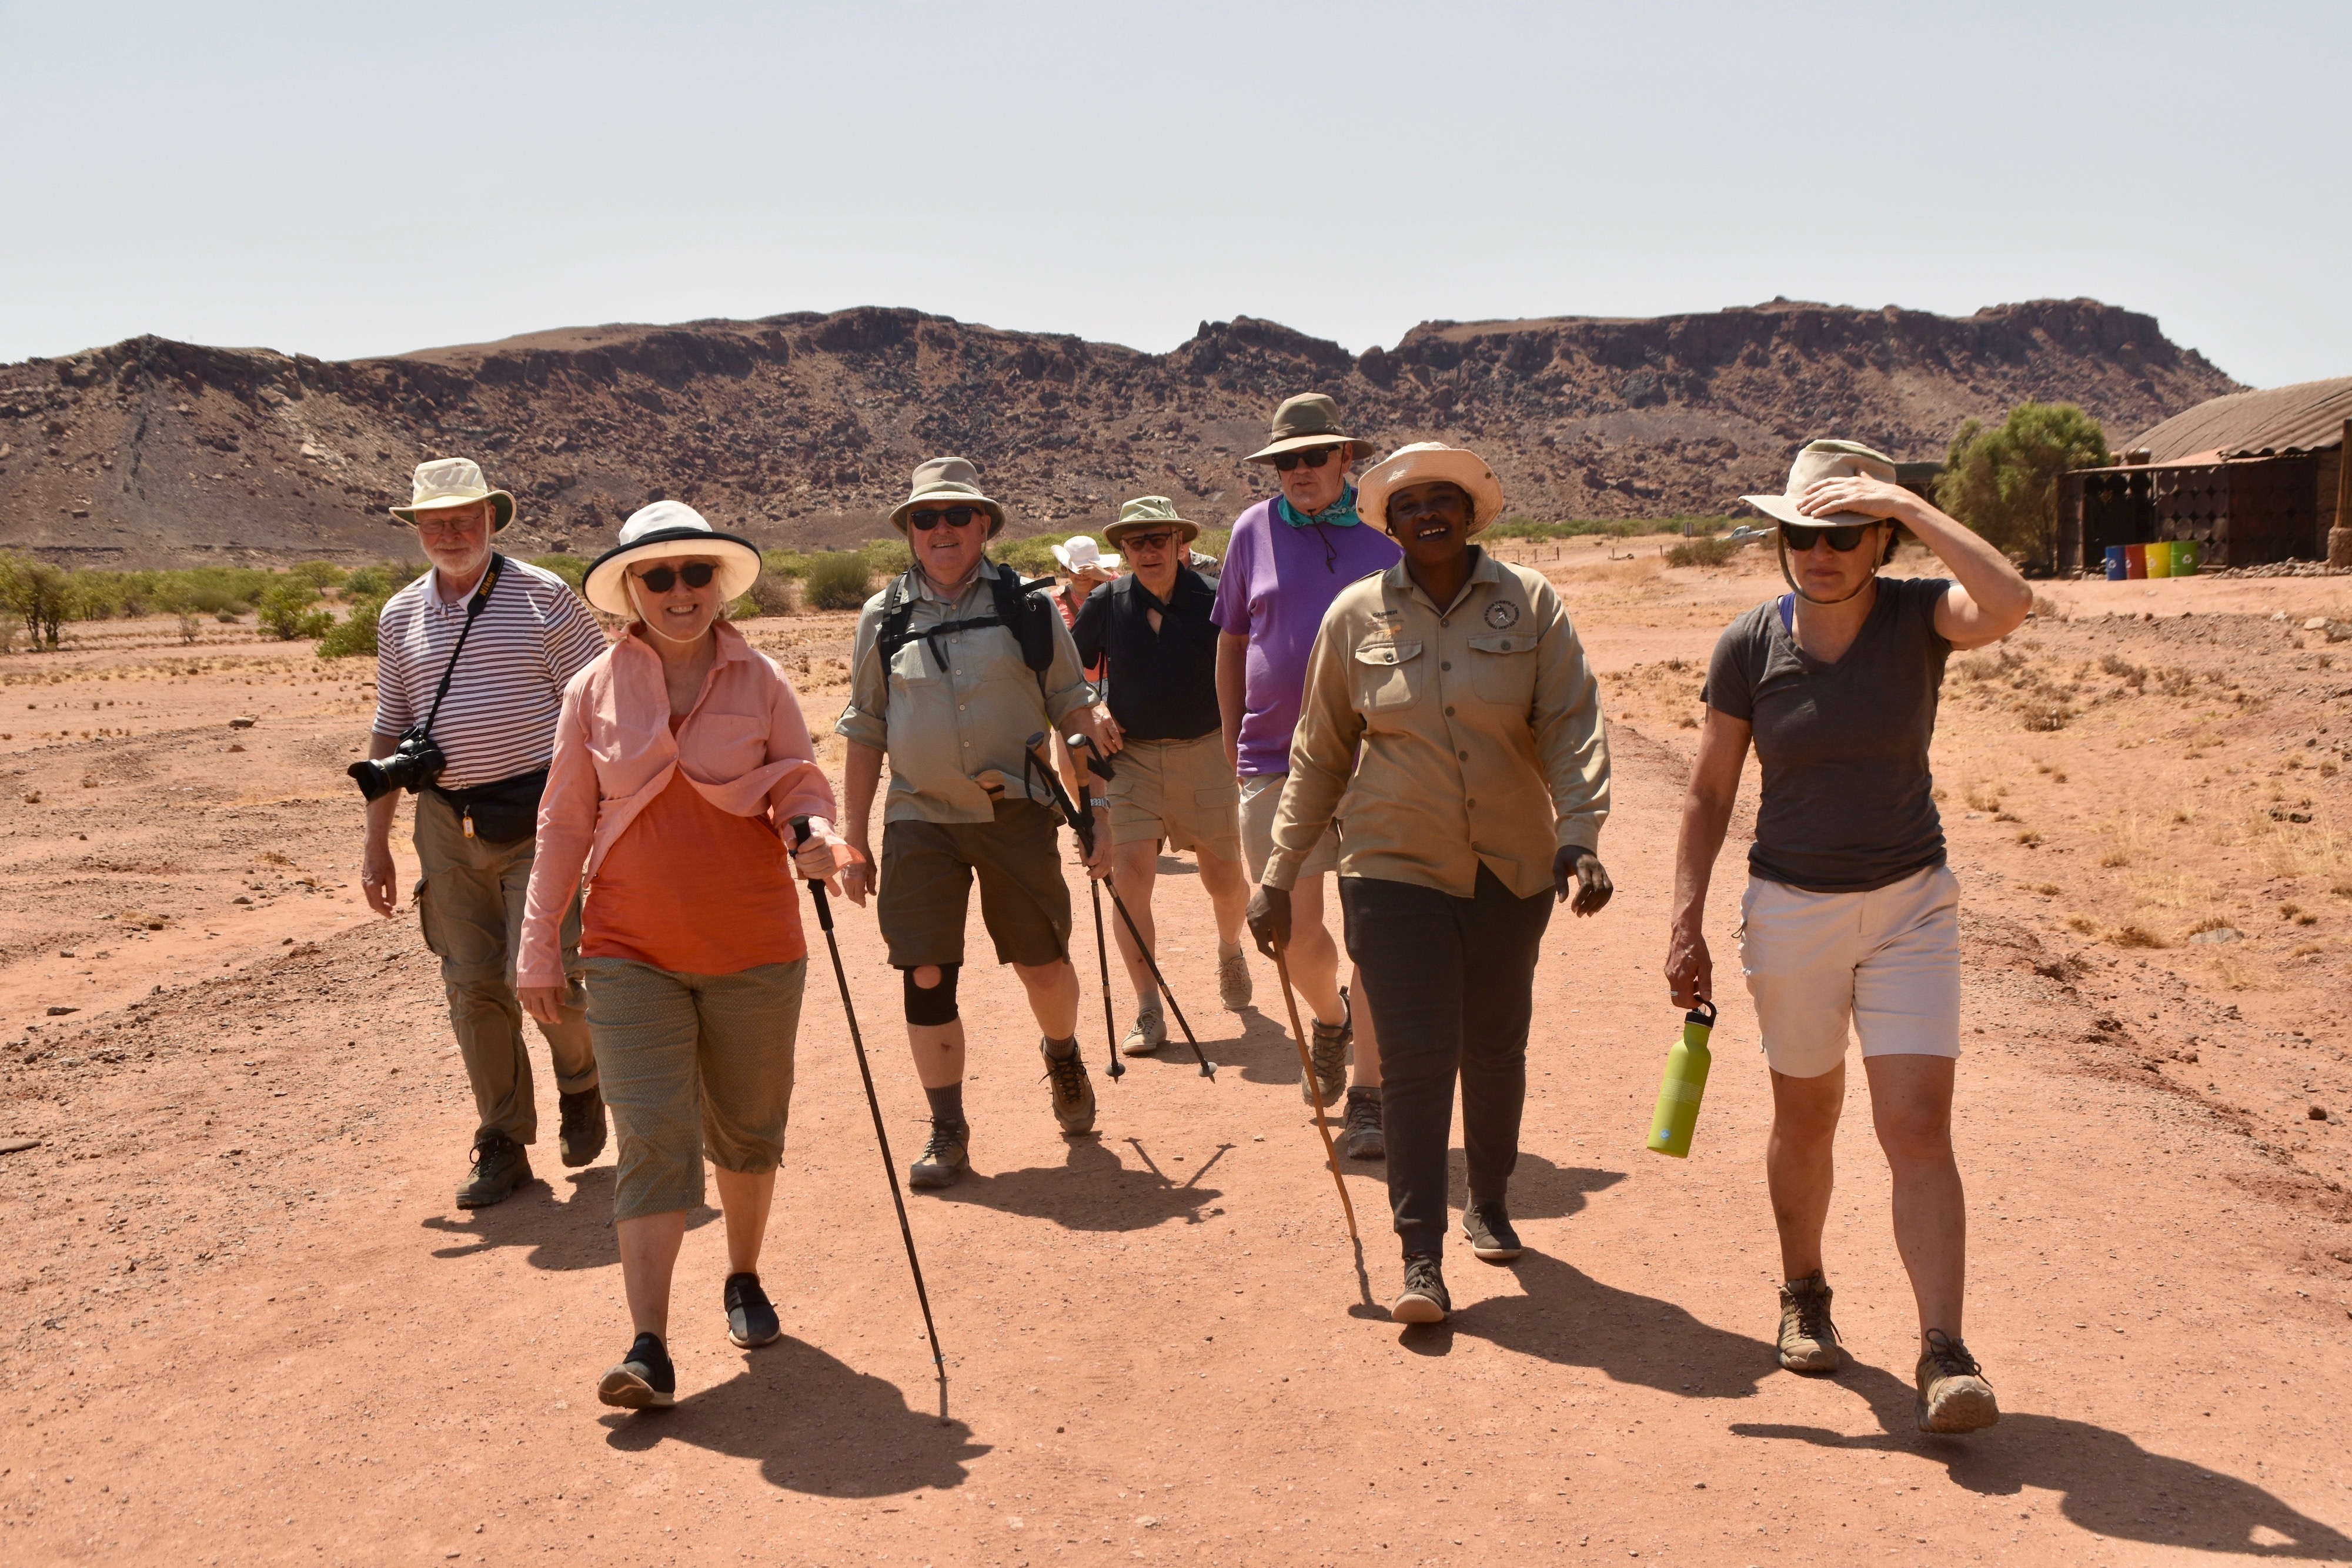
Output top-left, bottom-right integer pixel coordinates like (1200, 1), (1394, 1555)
(1702, 576), (1955, 893)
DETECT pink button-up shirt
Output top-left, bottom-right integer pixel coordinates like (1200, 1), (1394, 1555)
(519, 621), (837, 990)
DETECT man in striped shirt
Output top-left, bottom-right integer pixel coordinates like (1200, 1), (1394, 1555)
(362, 458), (610, 1209)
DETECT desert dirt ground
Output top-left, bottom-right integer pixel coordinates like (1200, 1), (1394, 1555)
(4, 539), (2352, 1566)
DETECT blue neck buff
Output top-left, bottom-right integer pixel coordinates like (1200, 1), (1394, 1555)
(1277, 486), (1361, 529)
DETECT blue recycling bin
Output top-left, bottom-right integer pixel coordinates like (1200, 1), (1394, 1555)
(2103, 546), (2127, 580)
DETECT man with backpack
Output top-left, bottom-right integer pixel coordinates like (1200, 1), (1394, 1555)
(836, 457), (1116, 1189)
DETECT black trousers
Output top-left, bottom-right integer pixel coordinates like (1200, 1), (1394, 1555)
(1341, 865), (1554, 1259)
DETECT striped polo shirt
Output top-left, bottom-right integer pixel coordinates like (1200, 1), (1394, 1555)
(370, 557), (609, 791)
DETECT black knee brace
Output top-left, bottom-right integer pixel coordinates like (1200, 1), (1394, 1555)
(902, 965), (962, 1026)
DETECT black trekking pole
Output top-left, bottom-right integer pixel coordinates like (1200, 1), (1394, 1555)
(790, 820), (948, 1415)
(1024, 734), (1124, 1082)
(1057, 734), (1217, 1080)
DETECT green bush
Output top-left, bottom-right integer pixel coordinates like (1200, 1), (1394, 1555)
(342, 560), (423, 599)
(1665, 536), (1738, 568)
(803, 550), (878, 611)
(317, 597), (385, 659)
(742, 573), (796, 617)
(760, 549), (810, 580)
(1936, 403), (2110, 572)
(256, 581), (326, 640)
(530, 553), (588, 592)
(286, 560), (348, 591)
(0, 554), (79, 647)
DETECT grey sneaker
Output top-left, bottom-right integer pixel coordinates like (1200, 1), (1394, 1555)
(724, 1272), (780, 1349)
(1777, 1271), (1843, 1373)
(1041, 1038), (1098, 1135)
(1217, 943), (1253, 1011)
(908, 1122), (969, 1189)
(557, 1087), (606, 1168)
(1462, 1202), (1522, 1262)
(1391, 1253), (1450, 1324)
(597, 1332), (676, 1410)
(1120, 999), (1167, 1057)
(456, 1132), (532, 1209)
(1339, 1086), (1385, 1159)
(1915, 1330), (1999, 1433)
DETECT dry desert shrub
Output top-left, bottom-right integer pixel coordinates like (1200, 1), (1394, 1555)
(1965, 780), (2004, 813)
(2100, 653), (2149, 688)
(2109, 923), (2169, 948)
(2030, 593), (2066, 621)
(2018, 698), (2073, 731)
(2066, 912), (2097, 934)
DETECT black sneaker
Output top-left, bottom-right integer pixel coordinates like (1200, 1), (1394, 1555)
(1391, 1252), (1451, 1324)
(1040, 1038), (1098, 1135)
(557, 1088), (607, 1168)
(1339, 1086), (1385, 1159)
(908, 1121), (970, 1190)
(455, 1132), (531, 1209)
(724, 1272), (780, 1348)
(597, 1331), (676, 1409)
(1462, 1202), (1522, 1262)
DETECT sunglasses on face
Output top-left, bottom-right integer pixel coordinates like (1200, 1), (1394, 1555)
(1783, 523), (1873, 553)
(634, 562), (717, 593)
(1121, 531), (1178, 551)
(908, 506), (986, 531)
(1271, 446), (1339, 473)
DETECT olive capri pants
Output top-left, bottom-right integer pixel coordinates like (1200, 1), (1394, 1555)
(582, 955), (806, 1223)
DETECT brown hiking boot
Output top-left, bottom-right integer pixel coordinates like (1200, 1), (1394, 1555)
(1916, 1330), (1999, 1433)
(456, 1132), (532, 1209)
(908, 1121), (970, 1190)
(1776, 1271), (1843, 1373)
(1339, 1085), (1385, 1159)
(1040, 1038), (1097, 1135)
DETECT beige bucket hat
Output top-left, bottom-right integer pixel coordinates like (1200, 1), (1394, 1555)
(389, 456), (515, 531)
(1102, 495), (1201, 550)
(889, 456), (1007, 537)
(1355, 442), (1506, 537)
(1049, 535), (1121, 576)
(1741, 440), (1899, 527)
(1245, 393), (1376, 464)
(582, 501), (763, 618)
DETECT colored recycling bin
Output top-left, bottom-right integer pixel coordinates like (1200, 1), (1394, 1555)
(2174, 539), (2200, 575)
(2147, 540), (2173, 578)
(2104, 546), (2127, 580)
(2126, 544), (2147, 578)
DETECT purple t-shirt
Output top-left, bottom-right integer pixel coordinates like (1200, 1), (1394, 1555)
(1210, 496), (1402, 777)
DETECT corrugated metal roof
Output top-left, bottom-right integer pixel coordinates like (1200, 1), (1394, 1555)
(2127, 376), (2352, 461)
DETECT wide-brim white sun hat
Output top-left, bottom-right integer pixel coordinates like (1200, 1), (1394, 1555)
(1354, 442), (1506, 537)
(583, 501), (763, 618)
(389, 456), (516, 531)
(1741, 439), (1900, 527)
(1050, 534), (1121, 576)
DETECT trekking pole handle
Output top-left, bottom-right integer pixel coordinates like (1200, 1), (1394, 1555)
(789, 817), (836, 934)
(1068, 732), (1115, 783)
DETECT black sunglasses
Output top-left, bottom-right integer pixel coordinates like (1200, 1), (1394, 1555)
(1120, 530), (1179, 551)
(908, 506), (987, 531)
(1783, 523), (1874, 553)
(1271, 446), (1339, 473)
(634, 561), (717, 593)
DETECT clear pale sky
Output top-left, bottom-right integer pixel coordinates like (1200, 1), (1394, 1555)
(4, 1), (2346, 390)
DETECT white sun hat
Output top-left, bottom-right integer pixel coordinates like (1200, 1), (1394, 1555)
(1049, 534), (1122, 576)
(389, 456), (515, 531)
(1355, 442), (1506, 537)
(582, 501), (763, 618)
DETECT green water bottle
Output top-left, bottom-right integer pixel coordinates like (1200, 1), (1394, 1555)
(1646, 1001), (1717, 1159)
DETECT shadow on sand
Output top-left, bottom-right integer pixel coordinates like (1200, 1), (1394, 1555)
(419, 1166), (713, 1271)
(927, 1134), (1230, 1232)
(602, 1335), (988, 1496)
(1731, 1359), (2352, 1559)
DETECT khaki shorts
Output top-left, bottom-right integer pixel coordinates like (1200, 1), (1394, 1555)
(1240, 771), (1340, 884)
(1736, 864), (1962, 1079)
(582, 955), (804, 1223)
(877, 800), (1071, 969)
(1105, 733), (1242, 861)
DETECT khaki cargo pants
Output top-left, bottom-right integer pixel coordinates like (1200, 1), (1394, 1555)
(413, 789), (596, 1146)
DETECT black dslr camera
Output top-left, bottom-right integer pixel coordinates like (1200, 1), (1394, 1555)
(347, 726), (446, 801)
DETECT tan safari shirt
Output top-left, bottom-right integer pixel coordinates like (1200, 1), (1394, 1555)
(836, 560), (1098, 825)
(1265, 549), (1609, 900)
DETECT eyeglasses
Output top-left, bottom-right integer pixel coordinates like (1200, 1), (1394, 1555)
(908, 506), (987, 531)
(1783, 523), (1873, 553)
(1120, 530), (1178, 551)
(634, 562), (717, 593)
(1271, 447), (1339, 473)
(413, 513), (485, 536)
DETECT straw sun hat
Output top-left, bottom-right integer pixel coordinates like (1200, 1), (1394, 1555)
(888, 456), (1007, 537)
(1740, 440), (1900, 528)
(1355, 442), (1506, 537)
(389, 456), (514, 531)
(582, 501), (763, 618)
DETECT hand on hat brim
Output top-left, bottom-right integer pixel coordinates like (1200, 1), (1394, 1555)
(1796, 474), (1912, 523)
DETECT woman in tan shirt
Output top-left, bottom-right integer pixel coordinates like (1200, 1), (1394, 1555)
(1246, 443), (1612, 1323)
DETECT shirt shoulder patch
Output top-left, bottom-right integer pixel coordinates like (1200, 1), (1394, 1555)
(1484, 599), (1521, 630)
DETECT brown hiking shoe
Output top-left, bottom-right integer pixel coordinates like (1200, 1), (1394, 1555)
(456, 1132), (532, 1209)
(1916, 1330), (1999, 1433)
(1217, 943), (1253, 1011)
(1339, 1085), (1385, 1159)
(1040, 1038), (1097, 1135)
(1776, 1271), (1843, 1373)
(908, 1121), (970, 1190)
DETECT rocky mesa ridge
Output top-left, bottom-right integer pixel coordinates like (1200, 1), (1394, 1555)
(0, 297), (2239, 566)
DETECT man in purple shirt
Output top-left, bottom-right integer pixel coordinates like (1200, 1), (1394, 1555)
(1212, 393), (1398, 1158)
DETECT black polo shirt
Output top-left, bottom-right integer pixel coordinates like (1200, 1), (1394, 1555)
(1071, 566), (1223, 741)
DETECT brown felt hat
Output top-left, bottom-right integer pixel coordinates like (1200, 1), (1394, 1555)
(1245, 393), (1375, 464)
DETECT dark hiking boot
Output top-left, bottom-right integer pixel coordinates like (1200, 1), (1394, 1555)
(1462, 1202), (1522, 1262)
(1217, 942), (1253, 1011)
(1339, 1086), (1385, 1159)
(597, 1331), (676, 1410)
(1041, 1037), (1098, 1135)
(1303, 1014), (1349, 1108)
(1777, 1271), (1843, 1373)
(724, 1272), (780, 1349)
(456, 1132), (531, 1209)
(1916, 1330), (1999, 1433)
(908, 1122), (970, 1190)
(1390, 1253), (1451, 1324)
(557, 1088), (607, 1168)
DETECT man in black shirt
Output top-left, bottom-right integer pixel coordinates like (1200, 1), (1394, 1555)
(1074, 497), (1254, 1054)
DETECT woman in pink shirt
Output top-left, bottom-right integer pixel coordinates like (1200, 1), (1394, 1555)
(520, 502), (854, 1411)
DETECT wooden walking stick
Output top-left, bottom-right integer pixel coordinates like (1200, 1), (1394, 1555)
(1271, 938), (1358, 1242)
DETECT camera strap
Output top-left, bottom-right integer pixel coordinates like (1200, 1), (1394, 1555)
(419, 554), (506, 738)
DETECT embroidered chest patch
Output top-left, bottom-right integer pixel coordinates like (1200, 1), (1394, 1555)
(1484, 600), (1521, 630)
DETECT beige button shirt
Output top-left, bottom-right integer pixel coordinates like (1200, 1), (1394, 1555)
(836, 560), (1098, 825)
(1265, 549), (1609, 899)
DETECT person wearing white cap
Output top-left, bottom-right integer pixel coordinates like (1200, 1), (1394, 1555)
(359, 457), (609, 1211)
(1665, 439), (2029, 1432)
(1048, 535), (1121, 687)
(517, 501), (856, 1409)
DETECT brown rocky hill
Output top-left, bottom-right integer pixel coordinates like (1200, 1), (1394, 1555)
(0, 298), (2239, 567)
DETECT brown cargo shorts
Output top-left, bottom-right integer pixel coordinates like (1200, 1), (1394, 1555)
(877, 799), (1071, 968)
(1105, 732), (1243, 861)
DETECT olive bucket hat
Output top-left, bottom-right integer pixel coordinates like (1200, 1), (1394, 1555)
(888, 456), (1007, 537)
(1245, 393), (1377, 464)
(1102, 495), (1201, 550)
(389, 456), (514, 531)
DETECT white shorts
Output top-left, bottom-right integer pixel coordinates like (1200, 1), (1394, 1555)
(1239, 772), (1341, 885)
(1736, 864), (1962, 1079)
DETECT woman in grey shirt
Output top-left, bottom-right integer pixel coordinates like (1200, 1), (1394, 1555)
(1664, 439), (2029, 1434)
